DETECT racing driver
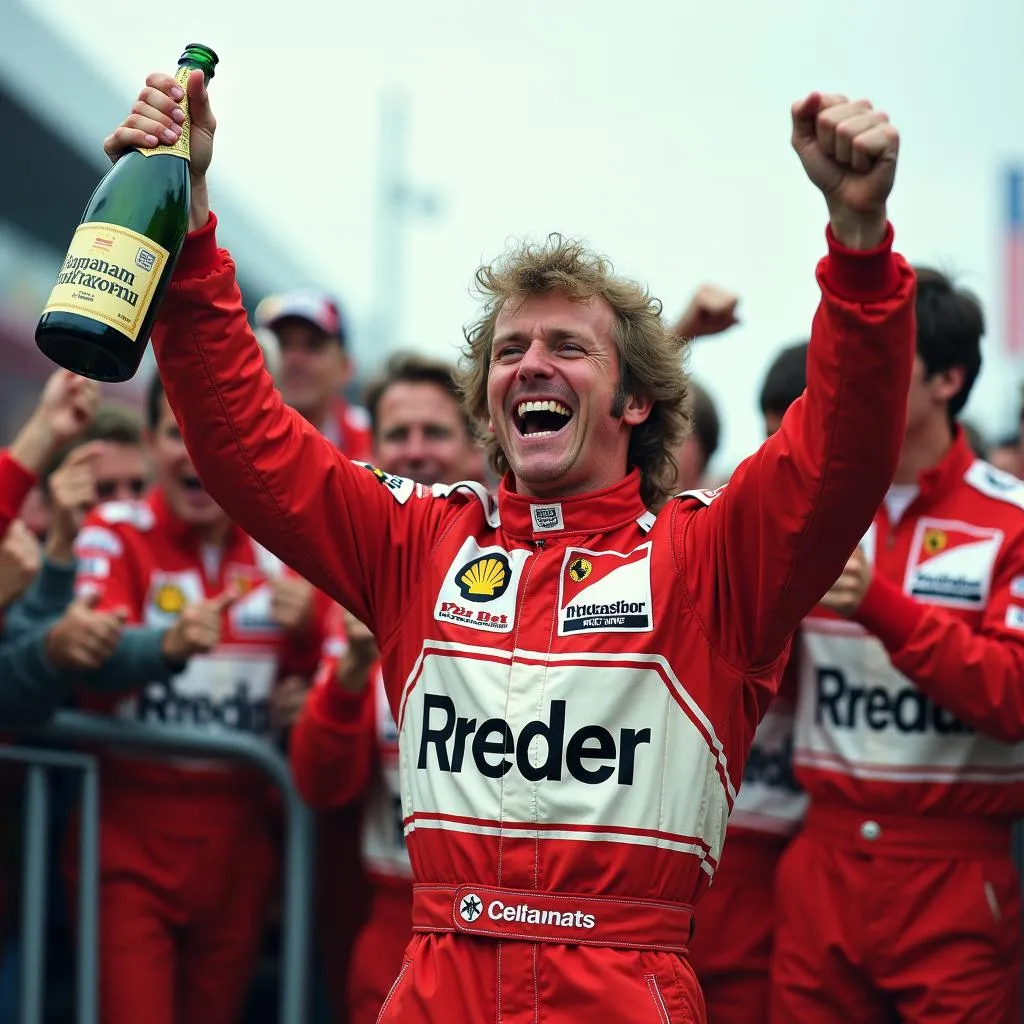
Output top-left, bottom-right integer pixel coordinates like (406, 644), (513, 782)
(100, 74), (915, 1022)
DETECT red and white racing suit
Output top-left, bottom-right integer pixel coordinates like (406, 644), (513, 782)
(151, 215), (914, 1022)
(773, 428), (1024, 1023)
(688, 646), (806, 1024)
(69, 488), (299, 1024)
(291, 606), (412, 1024)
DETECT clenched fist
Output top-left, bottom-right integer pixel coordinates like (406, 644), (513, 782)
(673, 284), (740, 340)
(45, 591), (126, 670)
(791, 92), (899, 250)
(0, 521), (42, 610)
(10, 370), (100, 474)
(270, 576), (314, 634)
(335, 607), (379, 694)
(818, 546), (873, 617)
(161, 587), (238, 665)
(104, 70), (216, 231)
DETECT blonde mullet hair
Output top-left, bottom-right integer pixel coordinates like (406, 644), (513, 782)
(458, 233), (692, 509)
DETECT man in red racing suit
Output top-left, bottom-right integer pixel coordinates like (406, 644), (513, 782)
(772, 269), (1024, 1023)
(109, 75), (914, 1021)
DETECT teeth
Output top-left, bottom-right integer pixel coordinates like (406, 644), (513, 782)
(516, 399), (571, 418)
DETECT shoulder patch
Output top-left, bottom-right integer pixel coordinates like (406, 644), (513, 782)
(75, 525), (124, 557)
(356, 463), (419, 505)
(430, 479), (501, 528)
(96, 500), (155, 531)
(675, 485), (726, 508)
(964, 460), (1024, 514)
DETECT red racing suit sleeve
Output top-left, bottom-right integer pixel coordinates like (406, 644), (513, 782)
(675, 224), (915, 671)
(0, 452), (37, 535)
(289, 605), (376, 809)
(150, 215), (455, 642)
(851, 544), (1024, 743)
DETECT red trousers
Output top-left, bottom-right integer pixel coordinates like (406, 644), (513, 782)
(348, 882), (413, 1024)
(378, 933), (707, 1023)
(66, 803), (277, 1024)
(771, 805), (1022, 1024)
(688, 830), (787, 1024)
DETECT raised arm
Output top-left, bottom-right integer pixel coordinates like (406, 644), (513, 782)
(103, 71), (449, 636)
(0, 369), (100, 536)
(677, 93), (915, 669)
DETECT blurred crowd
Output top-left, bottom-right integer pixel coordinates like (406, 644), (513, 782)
(0, 256), (1021, 1024)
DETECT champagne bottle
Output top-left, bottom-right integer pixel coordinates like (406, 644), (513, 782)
(35, 44), (219, 382)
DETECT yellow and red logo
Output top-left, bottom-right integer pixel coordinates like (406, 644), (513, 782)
(153, 583), (187, 615)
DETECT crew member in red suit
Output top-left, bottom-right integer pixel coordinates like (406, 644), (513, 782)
(255, 290), (372, 462)
(69, 374), (316, 1024)
(254, 288), (374, 1021)
(688, 341), (809, 1023)
(107, 72), (913, 1021)
(290, 353), (483, 1024)
(773, 269), (1024, 1023)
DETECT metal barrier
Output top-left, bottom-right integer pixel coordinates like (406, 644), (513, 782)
(4, 711), (314, 1024)
(0, 745), (98, 1024)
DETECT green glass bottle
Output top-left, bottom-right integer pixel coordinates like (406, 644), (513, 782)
(35, 44), (218, 382)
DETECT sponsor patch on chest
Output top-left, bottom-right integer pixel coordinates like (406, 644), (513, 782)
(433, 537), (530, 633)
(557, 543), (654, 635)
(903, 518), (1002, 609)
(145, 571), (204, 625)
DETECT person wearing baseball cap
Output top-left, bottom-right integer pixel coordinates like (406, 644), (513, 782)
(255, 291), (372, 462)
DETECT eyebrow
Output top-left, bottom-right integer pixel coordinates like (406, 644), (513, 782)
(493, 326), (588, 344)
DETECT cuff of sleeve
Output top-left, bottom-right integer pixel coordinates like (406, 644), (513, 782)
(0, 452), (38, 518)
(310, 676), (368, 728)
(851, 572), (924, 651)
(822, 222), (900, 303)
(173, 212), (220, 280)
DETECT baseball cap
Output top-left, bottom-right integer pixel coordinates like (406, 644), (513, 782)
(254, 290), (346, 341)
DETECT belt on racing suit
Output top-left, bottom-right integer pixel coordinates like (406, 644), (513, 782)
(805, 802), (1013, 858)
(413, 883), (695, 953)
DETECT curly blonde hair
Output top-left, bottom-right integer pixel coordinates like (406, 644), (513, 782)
(458, 234), (692, 509)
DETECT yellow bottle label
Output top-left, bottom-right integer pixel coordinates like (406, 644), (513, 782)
(136, 65), (192, 160)
(42, 222), (169, 342)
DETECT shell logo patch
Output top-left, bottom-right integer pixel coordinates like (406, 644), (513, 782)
(457, 554), (511, 603)
(435, 538), (530, 633)
(154, 583), (187, 615)
(567, 557), (592, 583)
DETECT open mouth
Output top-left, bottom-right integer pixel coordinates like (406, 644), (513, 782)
(513, 399), (573, 438)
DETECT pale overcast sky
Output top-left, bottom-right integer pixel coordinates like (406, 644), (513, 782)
(31, 0), (1024, 475)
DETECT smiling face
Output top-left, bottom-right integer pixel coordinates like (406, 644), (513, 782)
(275, 317), (351, 427)
(485, 291), (652, 498)
(146, 393), (226, 529)
(374, 381), (477, 486)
